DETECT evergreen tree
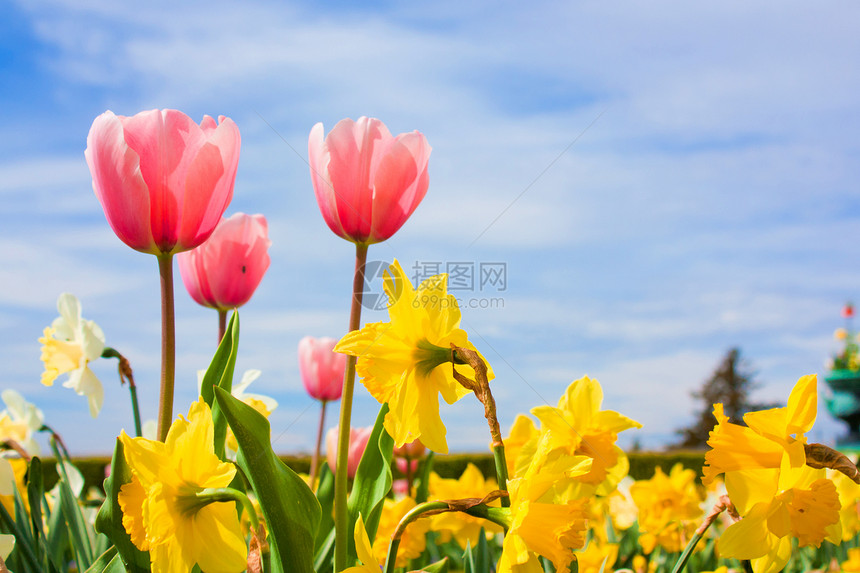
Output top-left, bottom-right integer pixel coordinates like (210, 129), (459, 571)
(672, 348), (778, 449)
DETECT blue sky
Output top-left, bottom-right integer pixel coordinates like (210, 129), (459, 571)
(2, 0), (859, 455)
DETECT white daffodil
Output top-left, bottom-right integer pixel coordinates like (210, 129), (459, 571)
(0, 390), (44, 456)
(196, 368), (278, 413)
(39, 293), (106, 417)
(197, 369), (278, 458)
(232, 369), (279, 413)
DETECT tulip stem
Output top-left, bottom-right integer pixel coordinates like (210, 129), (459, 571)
(218, 309), (228, 345)
(309, 400), (328, 489)
(156, 254), (177, 442)
(334, 242), (368, 572)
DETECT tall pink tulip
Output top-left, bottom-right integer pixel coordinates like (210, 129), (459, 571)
(86, 109), (240, 255)
(298, 336), (346, 402)
(85, 108), (240, 442)
(312, 116), (430, 570)
(177, 213), (270, 340)
(308, 117), (431, 245)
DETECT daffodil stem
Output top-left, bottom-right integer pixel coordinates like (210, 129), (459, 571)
(156, 253), (176, 442)
(102, 347), (142, 437)
(309, 400), (328, 489)
(669, 529), (705, 573)
(383, 501), (449, 573)
(451, 345), (510, 507)
(193, 488), (261, 531)
(382, 500), (510, 573)
(670, 494), (734, 573)
(492, 444), (510, 507)
(218, 309), (228, 344)
(41, 424), (71, 462)
(334, 242), (368, 572)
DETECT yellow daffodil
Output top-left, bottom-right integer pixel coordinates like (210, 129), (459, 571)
(39, 293), (105, 417)
(717, 445), (840, 573)
(428, 463), (502, 548)
(0, 456), (28, 520)
(630, 464), (703, 554)
(343, 515), (379, 573)
(842, 548), (860, 573)
(198, 369), (278, 457)
(335, 260), (493, 454)
(703, 374), (817, 484)
(372, 497), (430, 568)
(118, 399), (247, 573)
(530, 376), (641, 494)
(703, 375), (840, 573)
(503, 414), (539, 479)
(607, 476), (638, 531)
(497, 475), (589, 573)
(575, 540), (619, 573)
(0, 390), (43, 456)
(829, 469), (860, 541)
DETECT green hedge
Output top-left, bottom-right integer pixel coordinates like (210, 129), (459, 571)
(39, 451), (708, 495)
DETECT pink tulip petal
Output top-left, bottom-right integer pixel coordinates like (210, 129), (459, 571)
(298, 336), (345, 401)
(177, 249), (215, 307)
(178, 118), (240, 251)
(325, 117), (393, 242)
(309, 116), (429, 245)
(206, 218), (270, 308)
(370, 131), (431, 242)
(177, 213), (270, 310)
(85, 112), (156, 252)
(121, 110), (207, 252)
(309, 123), (348, 239)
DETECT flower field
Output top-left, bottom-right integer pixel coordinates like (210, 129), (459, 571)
(1, 110), (859, 573)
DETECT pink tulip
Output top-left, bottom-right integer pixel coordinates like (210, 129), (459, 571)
(392, 478), (410, 497)
(176, 213), (271, 310)
(395, 458), (420, 476)
(308, 117), (431, 245)
(298, 336), (346, 402)
(393, 438), (426, 460)
(85, 109), (241, 255)
(326, 425), (372, 479)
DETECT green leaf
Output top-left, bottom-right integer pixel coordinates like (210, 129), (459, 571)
(314, 461), (335, 552)
(84, 546), (126, 573)
(200, 310), (240, 460)
(46, 491), (70, 572)
(50, 443), (95, 571)
(423, 557), (450, 573)
(473, 527), (491, 573)
(346, 403), (393, 560)
(25, 457), (47, 567)
(94, 439), (150, 573)
(463, 540), (475, 573)
(214, 386), (321, 573)
(313, 529), (335, 573)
